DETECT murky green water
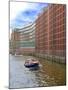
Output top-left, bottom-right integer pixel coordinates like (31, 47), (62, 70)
(9, 54), (66, 88)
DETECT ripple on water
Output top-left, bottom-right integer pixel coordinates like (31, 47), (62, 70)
(9, 55), (66, 88)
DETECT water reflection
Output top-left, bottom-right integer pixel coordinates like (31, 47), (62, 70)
(29, 66), (40, 71)
(9, 55), (66, 88)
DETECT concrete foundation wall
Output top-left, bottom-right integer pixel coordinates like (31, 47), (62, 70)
(35, 53), (66, 64)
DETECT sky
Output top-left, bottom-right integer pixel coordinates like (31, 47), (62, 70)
(10, 2), (48, 29)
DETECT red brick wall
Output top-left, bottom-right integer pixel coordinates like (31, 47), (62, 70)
(35, 4), (66, 57)
(35, 8), (49, 54)
(48, 4), (66, 57)
(11, 31), (20, 41)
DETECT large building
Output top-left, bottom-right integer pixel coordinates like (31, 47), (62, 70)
(10, 30), (20, 54)
(35, 4), (66, 63)
(10, 22), (35, 54)
(17, 22), (35, 48)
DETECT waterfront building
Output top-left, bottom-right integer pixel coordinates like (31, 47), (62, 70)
(10, 30), (20, 54)
(11, 22), (35, 54)
(35, 4), (66, 63)
(17, 22), (35, 48)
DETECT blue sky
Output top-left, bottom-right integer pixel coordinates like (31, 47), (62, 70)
(10, 2), (48, 29)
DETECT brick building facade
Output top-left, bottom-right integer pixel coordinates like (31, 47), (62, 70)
(35, 4), (66, 63)
(10, 30), (20, 54)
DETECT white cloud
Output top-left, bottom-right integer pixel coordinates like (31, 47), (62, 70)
(10, 2), (28, 21)
(10, 2), (47, 28)
(10, 2), (39, 21)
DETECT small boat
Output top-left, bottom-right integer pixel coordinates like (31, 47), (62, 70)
(24, 58), (39, 68)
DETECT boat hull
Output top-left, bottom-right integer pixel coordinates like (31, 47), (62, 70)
(24, 63), (39, 68)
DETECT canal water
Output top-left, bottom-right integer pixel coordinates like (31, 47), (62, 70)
(9, 54), (66, 88)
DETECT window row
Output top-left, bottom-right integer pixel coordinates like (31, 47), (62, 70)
(49, 24), (66, 33)
(49, 39), (66, 44)
(49, 46), (65, 50)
